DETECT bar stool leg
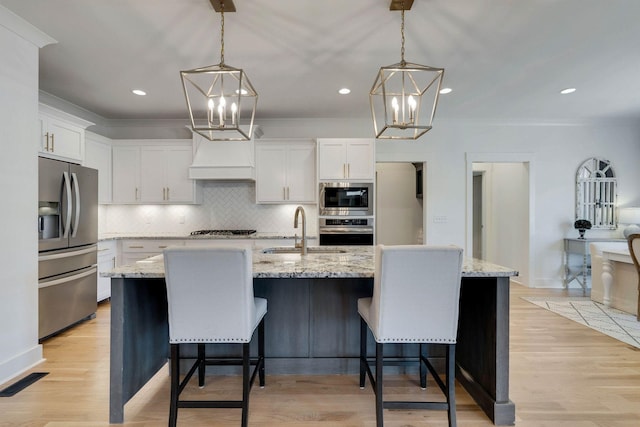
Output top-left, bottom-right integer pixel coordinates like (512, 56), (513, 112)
(447, 344), (457, 427)
(419, 343), (427, 389)
(241, 343), (250, 427)
(198, 343), (205, 387)
(375, 342), (384, 427)
(169, 344), (179, 427)
(359, 317), (367, 388)
(258, 319), (265, 387)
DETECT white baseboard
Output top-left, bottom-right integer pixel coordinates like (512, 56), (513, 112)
(0, 345), (44, 388)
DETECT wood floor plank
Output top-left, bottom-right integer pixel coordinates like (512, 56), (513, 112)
(1, 283), (640, 426)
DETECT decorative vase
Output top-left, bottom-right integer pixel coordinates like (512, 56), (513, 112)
(578, 229), (586, 239)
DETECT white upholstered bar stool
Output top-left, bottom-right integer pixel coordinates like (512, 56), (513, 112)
(163, 246), (267, 427)
(358, 244), (464, 427)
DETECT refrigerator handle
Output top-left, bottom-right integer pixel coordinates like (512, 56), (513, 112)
(62, 171), (72, 238)
(71, 172), (80, 238)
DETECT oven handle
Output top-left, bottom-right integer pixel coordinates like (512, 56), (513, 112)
(319, 227), (374, 234)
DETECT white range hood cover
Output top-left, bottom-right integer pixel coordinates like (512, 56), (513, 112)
(188, 133), (256, 181)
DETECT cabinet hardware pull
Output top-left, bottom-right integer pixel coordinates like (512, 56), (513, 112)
(287, 187), (290, 200)
(44, 132), (50, 151)
(347, 163), (350, 178)
(166, 187), (170, 200)
(135, 187), (139, 200)
(51, 133), (55, 152)
(128, 246), (144, 249)
(158, 245), (168, 249)
(283, 187), (286, 200)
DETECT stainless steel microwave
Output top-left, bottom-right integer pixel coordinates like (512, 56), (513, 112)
(319, 182), (373, 216)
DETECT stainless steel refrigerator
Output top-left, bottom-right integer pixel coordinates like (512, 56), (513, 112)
(38, 157), (98, 340)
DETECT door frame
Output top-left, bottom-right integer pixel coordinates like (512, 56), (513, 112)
(465, 152), (535, 285)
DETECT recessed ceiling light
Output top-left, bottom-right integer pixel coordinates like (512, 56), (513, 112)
(132, 89), (146, 96)
(439, 88), (452, 94)
(560, 88), (576, 95)
(338, 88), (351, 95)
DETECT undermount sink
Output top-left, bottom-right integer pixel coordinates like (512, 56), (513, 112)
(261, 247), (346, 254)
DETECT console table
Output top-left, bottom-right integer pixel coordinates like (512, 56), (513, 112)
(563, 238), (625, 292)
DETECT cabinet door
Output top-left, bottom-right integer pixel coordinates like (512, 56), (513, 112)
(287, 144), (316, 202)
(256, 145), (288, 202)
(318, 141), (347, 180)
(38, 115), (84, 163)
(112, 146), (140, 203)
(47, 118), (84, 162)
(84, 137), (112, 204)
(164, 146), (194, 202)
(140, 147), (166, 203)
(345, 140), (374, 180)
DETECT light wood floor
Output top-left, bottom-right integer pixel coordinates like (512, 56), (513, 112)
(1, 283), (640, 426)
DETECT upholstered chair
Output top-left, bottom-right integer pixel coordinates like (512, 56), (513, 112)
(358, 244), (464, 427)
(163, 246), (267, 427)
(626, 233), (640, 321)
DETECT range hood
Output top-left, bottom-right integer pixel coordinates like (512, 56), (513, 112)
(188, 132), (258, 181)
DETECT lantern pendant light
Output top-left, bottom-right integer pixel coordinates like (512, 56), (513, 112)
(180, 0), (257, 141)
(370, 1), (444, 140)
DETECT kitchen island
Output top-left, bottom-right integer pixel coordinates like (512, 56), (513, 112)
(105, 246), (518, 425)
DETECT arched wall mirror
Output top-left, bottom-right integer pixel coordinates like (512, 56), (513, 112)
(575, 157), (617, 229)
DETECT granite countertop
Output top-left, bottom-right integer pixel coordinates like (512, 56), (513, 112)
(103, 246), (519, 279)
(99, 232), (313, 241)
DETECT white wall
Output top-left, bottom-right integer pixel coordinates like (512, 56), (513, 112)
(0, 7), (54, 385)
(376, 163), (423, 245)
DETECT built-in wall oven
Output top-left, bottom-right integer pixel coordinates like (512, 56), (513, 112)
(319, 182), (374, 245)
(319, 182), (373, 216)
(319, 218), (374, 246)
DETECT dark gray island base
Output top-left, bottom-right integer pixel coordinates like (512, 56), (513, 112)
(107, 247), (517, 425)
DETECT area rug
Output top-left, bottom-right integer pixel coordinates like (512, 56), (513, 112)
(522, 296), (640, 349)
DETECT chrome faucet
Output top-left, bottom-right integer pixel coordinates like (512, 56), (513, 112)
(293, 206), (307, 255)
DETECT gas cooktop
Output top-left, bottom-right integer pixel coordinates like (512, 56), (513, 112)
(190, 229), (257, 236)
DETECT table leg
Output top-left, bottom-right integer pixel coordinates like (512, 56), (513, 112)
(602, 259), (613, 306)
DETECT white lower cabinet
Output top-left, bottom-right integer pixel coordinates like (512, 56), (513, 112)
(97, 240), (117, 301)
(119, 239), (185, 265)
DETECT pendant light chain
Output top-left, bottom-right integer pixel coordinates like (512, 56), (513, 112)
(219, 1), (225, 65)
(400, 1), (405, 65)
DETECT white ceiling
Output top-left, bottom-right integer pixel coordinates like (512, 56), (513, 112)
(2, 0), (640, 124)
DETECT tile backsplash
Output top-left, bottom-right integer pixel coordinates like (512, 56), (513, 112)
(100, 181), (318, 235)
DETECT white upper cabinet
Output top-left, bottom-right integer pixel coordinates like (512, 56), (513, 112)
(112, 140), (201, 204)
(317, 138), (375, 181)
(112, 145), (141, 203)
(38, 104), (94, 164)
(83, 132), (112, 204)
(256, 139), (316, 204)
(140, 145), (195, 203)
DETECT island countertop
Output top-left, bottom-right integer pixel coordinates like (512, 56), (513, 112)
(103, 245), (519, 279)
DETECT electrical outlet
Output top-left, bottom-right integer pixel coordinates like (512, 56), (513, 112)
(178, 214), (185, 224)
